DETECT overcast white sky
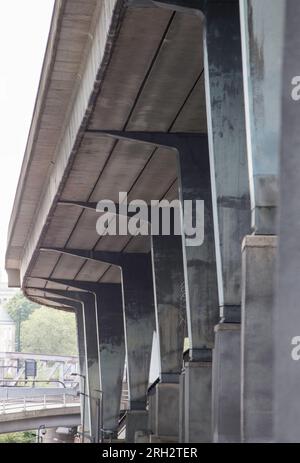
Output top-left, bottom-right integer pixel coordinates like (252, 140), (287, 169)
(0, 0), (54, 279)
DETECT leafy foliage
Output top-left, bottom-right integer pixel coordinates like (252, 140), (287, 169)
(0, 431), (36, 443)
(21, 307), (78, 356)
(5, 292), (40, 351)
(5, 292), (40, 324)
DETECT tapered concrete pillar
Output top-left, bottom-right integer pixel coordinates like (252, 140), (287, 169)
(32, 278), (126, 442)
(151, 235), (186, 380)
(240, 0), (285, 234)
(241, 236), (276, 442)
(74, 303), (90, 439)
(85, 127), (218, 442)
(39, 249), (156, 444)
(204, 0), (250, 443)
(173, 135), (217, 443)
(120, 254), (155, 416)
(150, 234), (186, 441)
(31, 286), (100, 442)
(239, 0), (285, 442)
(38, 295), (90, 439)
(119, 254), (155, 442)
(94, 284), (125, 438)
(274, 0), (300, 443)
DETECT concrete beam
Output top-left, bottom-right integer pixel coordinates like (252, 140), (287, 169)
(152, 0), (205, 15)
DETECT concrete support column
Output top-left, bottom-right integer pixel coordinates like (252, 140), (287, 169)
(150, 234), (186, 441)
(274, 0), (300, 443)
(241, 236), (276, 442)
(81, 294), (101, 442)
(212, 324), (241, 443)
(121, 254), (155, 442)
(36, 251), (156, 444)
(239, 0), (285, 442)
(32, 290), (100, 442)
(122, 255), (155, 411)
(74, 303), (90, 439)
(90, 129), (218, 442)
(240, 0), (285, 234)
(204, 0), (250, 443)
(184, 361), (212, 443)
(35, 288), (99, 442)
(151, 235), (186, 380)
(33, 279), (126, 443)
(94, 284), (125, 439)
(177, 135), (218, 444)
(178, 368), (185, 443)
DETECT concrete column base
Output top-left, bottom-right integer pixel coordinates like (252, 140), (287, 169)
(241, 235), (276, 442)
(150, 435), (178, 443)
(184, 361), (212, 443)
(148, 387), (156, 434)
(155, 382), (179, 439)
(135, 431), (150, 443)
(212, 323), (241, 443)
(125, 410), (148, 443)
(179, 369), (185, 443)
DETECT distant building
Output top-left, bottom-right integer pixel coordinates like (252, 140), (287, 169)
(0, 305), (16, 352)
(0, 270), (17, 306)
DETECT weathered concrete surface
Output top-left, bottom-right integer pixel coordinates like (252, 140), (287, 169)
(155, 382), (179, 439)
(74, 304), (90, 434)
(184, 361), (212, 443)
(205, 0), (250, 323)
(178, 369), (185, 443)
(95, 284), (125, 435)
(241, 235), (276, 442)
(125, 410), (148, 443)
(240, 0), (285, 234)
(151, 235), (186, 379)
(178, 136), (218, 357)
(212, 323), (241, 443)
(81, 295), (101, 442)
(148, 386), (157, 434)
(274, 0), (300, 443)
(121, 254), (156, 410)
(32, 288), (99, 440)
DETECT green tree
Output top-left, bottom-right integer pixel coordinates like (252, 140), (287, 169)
(21, 307), (77, 356)
(5, 292), (40, 351)
(0, 431), (35, 443)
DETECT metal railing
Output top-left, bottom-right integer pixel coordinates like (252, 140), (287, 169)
(0, 394), (80, 415)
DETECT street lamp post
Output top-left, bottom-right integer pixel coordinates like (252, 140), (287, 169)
(71, 373), (86, 443)
(94, 389), (103, 443)
(37, 424), (46, 443)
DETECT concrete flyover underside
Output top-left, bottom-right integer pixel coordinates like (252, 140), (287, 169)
(6, 0), (295, 444)
(6, 0), (206, 294)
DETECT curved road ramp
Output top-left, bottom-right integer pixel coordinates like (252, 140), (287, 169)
(0, 387), (80, 434)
